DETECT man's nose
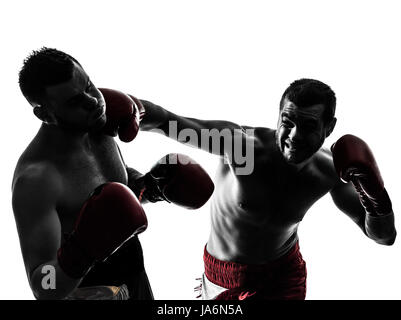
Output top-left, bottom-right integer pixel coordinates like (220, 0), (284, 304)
(288, 125), (303, 142)
(84, 94), (99, 110)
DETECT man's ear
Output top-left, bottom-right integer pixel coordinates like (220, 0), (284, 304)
(33, 105), (52, 124)
(325, 117), (337, 138)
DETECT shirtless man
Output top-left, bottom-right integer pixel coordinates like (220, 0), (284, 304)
(136, 78), (397, 299)
(12, 48), (214, 300)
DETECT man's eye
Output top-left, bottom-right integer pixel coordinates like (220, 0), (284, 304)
(86, 81), (93, 91)
(304, 124), (317, 131)
(69, 94), (84, 105)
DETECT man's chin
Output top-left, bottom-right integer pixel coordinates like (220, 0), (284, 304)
(285, 157), (302, 164)
(283, 152), (310, 165)
(89, 117), (107, 133)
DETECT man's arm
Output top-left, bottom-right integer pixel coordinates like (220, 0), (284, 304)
(140, 99), (257, 159)
(329, 135), (396, 246)
(12, 165), (81, 299)
(330, 182), (396, 245)
(125, 166), (153, 204)
(126, 153), (215, 209)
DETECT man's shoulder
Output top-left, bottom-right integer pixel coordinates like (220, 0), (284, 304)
(318, 146), (332, 157)
(313, 146), (341, 186)
(314, 147), (333, 169)
(12, 161), (62, 197)
(240, 126), (275, 145)
(235, 126), (276, 168)
(12, 161), (63, 223)
(240, 125), (274, 135)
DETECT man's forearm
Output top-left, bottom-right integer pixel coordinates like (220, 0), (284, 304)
(65, 285), (129, 300)
(126, 167), (146, 200)
(362, 188), (396, 245)
(139, 99), (170, 131)
(30, 259), (81, 300)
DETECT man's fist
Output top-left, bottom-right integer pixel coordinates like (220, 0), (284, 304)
(331, 134), (392, 216)
(99, 88), (145, 142)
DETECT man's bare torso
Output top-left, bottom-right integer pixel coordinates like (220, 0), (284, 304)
(207, 127), (339, 263)
(13, 126), (128, 237)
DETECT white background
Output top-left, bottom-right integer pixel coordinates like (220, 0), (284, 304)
(1, 0), (400, 300)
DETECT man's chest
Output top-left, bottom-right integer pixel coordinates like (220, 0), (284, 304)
(221, 159), (333, 225)
(55, 139), (128, 231)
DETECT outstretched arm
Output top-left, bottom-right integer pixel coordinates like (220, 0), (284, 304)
(99, 87), (257, 168)
(139, 99), (257, 160)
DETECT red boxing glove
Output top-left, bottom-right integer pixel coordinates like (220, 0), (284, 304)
(331, 134), (392, 216)
(128, 94), (145, 121)
(138, 154), (215, 209)
(99, 88), (145, 142)
(57, 182), (147, 279)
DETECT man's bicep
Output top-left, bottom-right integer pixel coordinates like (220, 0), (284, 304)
(160, 114), (249, 156)
(12, 174), (62, 280)
(330, 182), (366, 230)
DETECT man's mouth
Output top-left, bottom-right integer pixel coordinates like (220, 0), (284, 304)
(91, 106), (105, 120)
(285, 141), (297, 150)
(89, 106), (106, 124)
(284, 141), (307, 156)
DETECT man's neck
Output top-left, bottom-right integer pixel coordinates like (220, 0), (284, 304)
(38, 123), (91, 152)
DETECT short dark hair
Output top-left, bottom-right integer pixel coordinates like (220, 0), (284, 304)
(279, 78), (336, 124)
(19, 47), (81, 105)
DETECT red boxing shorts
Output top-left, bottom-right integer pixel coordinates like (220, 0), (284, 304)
(203, 241), (307, 300)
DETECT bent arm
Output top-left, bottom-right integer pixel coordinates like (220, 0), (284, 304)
(125, 166), (153, 205)
(330, 182), (396, 245)
(12, 167), (81, 299)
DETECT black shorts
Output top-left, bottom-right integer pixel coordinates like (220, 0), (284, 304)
(79, 236), (153, 300)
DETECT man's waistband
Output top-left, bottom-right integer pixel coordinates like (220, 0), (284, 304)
(203, 241), (303, 289)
